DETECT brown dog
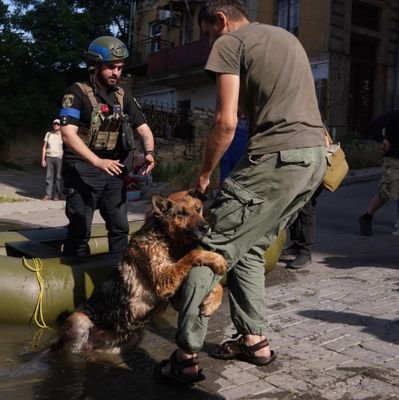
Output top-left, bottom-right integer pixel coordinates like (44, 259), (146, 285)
(55, 190), (226, 354)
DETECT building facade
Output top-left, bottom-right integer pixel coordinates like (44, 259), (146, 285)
(128, 0), (399, 140)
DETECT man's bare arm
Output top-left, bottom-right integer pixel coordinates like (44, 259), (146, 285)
(135, 123), (155, 174)
(196, 73), (240, 192)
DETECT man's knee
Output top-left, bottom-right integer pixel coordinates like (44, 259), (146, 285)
(181, 266), (221, 301)
(185, 266), (216, 287)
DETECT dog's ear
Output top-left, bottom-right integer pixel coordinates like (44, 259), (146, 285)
(188, 189), (208, 202)
(152, 195), (172, 214)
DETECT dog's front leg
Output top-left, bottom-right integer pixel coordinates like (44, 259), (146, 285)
(200, 283), (224, 316)
(155, 250), (227, 298)
(186, 249), (227, 275)
(170, 282), (224, 316)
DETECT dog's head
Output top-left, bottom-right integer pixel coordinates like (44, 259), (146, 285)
(150, 190), (210, 246)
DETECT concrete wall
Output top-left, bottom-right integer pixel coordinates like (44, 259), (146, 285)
(0, 129), (44, 166)
(299, 0), (330, 58)
(328, 0), (399, 137)
(145, 107), (214, 165)
(250, 0), (273, 23)
(0, 108), (214, 167)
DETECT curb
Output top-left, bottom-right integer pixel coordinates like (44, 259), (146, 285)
(342, 167), (382, 186)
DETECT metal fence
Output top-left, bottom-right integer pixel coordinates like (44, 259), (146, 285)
(141, 103), (181, 138)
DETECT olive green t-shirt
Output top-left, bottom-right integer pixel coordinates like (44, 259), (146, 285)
(205, 22), (326, 154)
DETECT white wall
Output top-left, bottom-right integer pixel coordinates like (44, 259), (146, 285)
(135, 89), (176, 110)
(176, 85), (216, 110)
(135, 84), (216, 111)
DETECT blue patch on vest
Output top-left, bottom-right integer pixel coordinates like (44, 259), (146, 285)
(60, 108), (80, 119)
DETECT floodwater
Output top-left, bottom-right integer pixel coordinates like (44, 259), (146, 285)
(0, 311), (187, 400)
(0, 221), (293, 400)
(0, 221), (186, 400)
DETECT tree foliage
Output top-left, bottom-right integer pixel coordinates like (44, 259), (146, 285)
(0, 0), (131, 142)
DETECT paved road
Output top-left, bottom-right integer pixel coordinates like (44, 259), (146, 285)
(0, 169), (398, 399)
(0, 166), (156, 228)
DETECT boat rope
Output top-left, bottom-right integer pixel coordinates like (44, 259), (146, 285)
(22, 257), (52, 330)
(31, 327), (45, 351)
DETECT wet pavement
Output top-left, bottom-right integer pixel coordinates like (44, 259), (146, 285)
(0, 166), (398, 399)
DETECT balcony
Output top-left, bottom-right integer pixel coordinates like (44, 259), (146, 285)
(127, 36), (172, 76)
(147, 38), (211, 80)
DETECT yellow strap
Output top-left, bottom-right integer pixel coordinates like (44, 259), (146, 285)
(22, 257), (52, 329)
(324, 126), (333, 145)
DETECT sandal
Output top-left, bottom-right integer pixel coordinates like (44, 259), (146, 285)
(153, 350), (206, 386)
(211, 334), (277, 366)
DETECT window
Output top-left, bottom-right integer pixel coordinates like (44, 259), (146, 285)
(149, 22), (162, 53)
(352, 1), (380, 31)
(277, 0), (300, 35)
(177, 100), (191, 113)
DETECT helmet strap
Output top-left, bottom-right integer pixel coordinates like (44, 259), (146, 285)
(88, 66), (98, 95)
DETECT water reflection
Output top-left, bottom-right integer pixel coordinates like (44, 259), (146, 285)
(0, 221), (224, 399)
(0, 310), (223, 400)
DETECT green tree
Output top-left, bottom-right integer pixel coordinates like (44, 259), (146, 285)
(0, 0), (131, 145)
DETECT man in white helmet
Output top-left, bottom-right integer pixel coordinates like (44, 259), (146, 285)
(59, 36), (155, 259)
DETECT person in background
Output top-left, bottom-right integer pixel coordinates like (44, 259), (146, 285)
(392, 200), (399, 235)
(174, 113), (194, 142)
(41, 118), (63, 201)
(219, 112), (248, 184)
(155, 0), (327, 385)
(359, 109), (399, 236)
(279, 186), (322, 269)
(59, 36), (155, 259)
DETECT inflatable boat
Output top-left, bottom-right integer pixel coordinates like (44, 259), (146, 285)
(0, 222), (285, 325)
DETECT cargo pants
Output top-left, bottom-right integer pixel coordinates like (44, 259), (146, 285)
(175, 146), (327, 352)
(378, 156), (399, 201)
(62, 160), (129, 258)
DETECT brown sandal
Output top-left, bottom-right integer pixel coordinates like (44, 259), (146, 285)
(153, 350), (206, 386)
(211, 335), (277, 366)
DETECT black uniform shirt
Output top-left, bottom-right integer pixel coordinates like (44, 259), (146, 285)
(59, 82), (147, 163)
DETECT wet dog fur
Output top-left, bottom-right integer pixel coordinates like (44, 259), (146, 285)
(54, 190), (226, 354)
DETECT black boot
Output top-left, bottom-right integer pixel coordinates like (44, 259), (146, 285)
(287, 250), (312, 269)
(279, 243), (301, 260)
(358, 213), (373, 236)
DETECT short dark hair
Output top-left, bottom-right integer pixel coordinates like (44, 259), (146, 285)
(198, 0), (248, 26)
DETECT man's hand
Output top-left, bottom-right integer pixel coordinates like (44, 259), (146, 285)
(94, 159), (125, 176)
(194, 175), (211, 193)
(141, 154), (155, 175)
(41, 159), (47, 168)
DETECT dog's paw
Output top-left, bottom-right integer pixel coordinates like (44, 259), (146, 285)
(200, 284), (223, 316)
(200, 297), (216, 317)
(193, 251), (227, 275)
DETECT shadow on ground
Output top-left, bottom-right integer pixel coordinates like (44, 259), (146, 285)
(299, 310), (399, 344)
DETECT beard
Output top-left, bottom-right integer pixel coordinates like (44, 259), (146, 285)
(97, 72), (118, 89)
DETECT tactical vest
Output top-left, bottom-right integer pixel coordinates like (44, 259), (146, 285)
(76, 82), (124, 152)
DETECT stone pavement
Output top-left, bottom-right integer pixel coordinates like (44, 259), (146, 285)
(0, 166), (163, 227)
(0, 166), (398, 399)
(0, 166), (384, 228)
